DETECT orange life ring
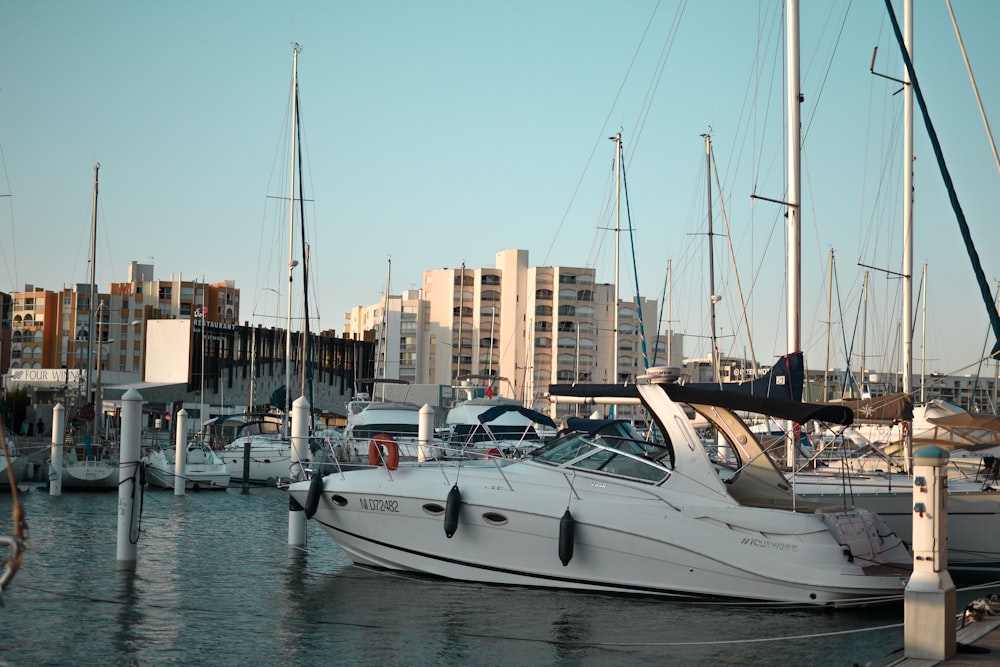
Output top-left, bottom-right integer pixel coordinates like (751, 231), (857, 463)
(368, 433), (399, 470)
(484, 447), (503, 460)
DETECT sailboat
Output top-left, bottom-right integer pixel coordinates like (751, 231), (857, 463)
(222, 45), (309, 485)
(58, 164), (120, 490)
(783, 0), (1000, 574)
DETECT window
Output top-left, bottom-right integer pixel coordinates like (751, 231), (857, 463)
(576, 306), (595, 318)
(481, 290), (501, 302)
(535, 305), (552, 316)
(559, 288), (576, 300)
(557, 337), (576, 348)
(535, 321), (552, 332)
(558, 274), (577, 284)
(535, 336), (551, 348)
(557, 305), (576, 316)
(535, 289), (553, 300)
(481, 274), (501, 286)
(557, 321), (575, 332)
(577, 289), (594, 301)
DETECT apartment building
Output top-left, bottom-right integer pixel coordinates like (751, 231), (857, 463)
(345, 248), (681, 417)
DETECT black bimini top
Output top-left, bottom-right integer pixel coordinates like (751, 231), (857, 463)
(547, 382), (854, 426)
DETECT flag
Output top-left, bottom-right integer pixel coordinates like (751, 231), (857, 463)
(485, 386), (494, 399)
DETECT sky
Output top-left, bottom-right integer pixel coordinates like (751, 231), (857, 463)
(3, 0), (1000, 384)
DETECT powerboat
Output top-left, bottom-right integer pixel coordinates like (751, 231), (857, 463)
(218, 417), (294, 486)
(444, 399), (556, 458)
(336, 381), (453, 465)
(143, 439), (231, 491)
(289, 373), (911, 607)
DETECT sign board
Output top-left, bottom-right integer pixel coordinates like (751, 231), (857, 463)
(8, 368), (85, 386)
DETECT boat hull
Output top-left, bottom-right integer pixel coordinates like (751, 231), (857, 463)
(58, 459), (120, 490)
(219, 441), (295, 486)
(291, 463), (908, 607)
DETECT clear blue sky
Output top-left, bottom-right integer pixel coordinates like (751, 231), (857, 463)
(2, 1), (1000, 381)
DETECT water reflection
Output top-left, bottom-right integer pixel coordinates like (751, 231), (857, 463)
(0, 487), (932, 666)
(113, 565), (143, 665)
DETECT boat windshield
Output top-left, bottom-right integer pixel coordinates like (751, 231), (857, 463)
(530, 422), (671, 483)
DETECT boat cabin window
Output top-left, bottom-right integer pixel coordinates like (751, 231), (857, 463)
(531, 422), (671, 484)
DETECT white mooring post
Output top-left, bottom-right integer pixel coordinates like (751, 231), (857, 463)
(174, 409), (187, 496)
(418, 404), (434, 462)
(49, 403), (65, 496)
(288, 395), (310, 546)
(904, 445), (956, 661)
(117, 388), (143, 562)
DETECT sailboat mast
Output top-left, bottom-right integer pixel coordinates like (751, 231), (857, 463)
(86, 163), (99, 403)
(666, 259), (673, 367)
(284, 44), (300, 436)
(901, 0), (914, 465)
(704, 133), (720, 383)
(785, 0), (801, 359)
(785, 0), (802, 471)
(381, 258), (392, 389)
(825, 249), (833, 401)
(612, 132), (622, 384)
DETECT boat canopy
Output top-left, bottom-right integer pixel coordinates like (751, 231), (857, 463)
(476, 405), (557, 427)
(549, 381), (854, 427)
(823, 393), (914, 423)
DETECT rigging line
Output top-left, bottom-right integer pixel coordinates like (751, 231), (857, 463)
(883, 0), (1000, 357)
(541, 0), (663, 266)
(629, 0), (687, 159)
(945, 0), (1000, 179)
(620, 158), (649, 371)
(710, 142), (757, 373)
(800, 0), (854, 145)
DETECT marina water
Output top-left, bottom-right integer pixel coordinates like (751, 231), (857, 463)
(0, 484), (989, 666)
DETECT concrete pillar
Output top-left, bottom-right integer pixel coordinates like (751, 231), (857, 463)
(174, 409), (187, 496)
(418, 404), (434, 462)
(117, 388), (143, 562)
(49, 403), (65, 496)
(904, 445), (956, 660)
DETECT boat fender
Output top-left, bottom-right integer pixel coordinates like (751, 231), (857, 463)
(367, 434), (399, 470)
(559, 508), (575, 566)
(484, 447), (502, 460)
(444, 484), (461, 538)
(304, 473), (324, 519)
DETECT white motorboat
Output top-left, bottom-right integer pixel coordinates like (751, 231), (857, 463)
(444, 398), (556, 458)
(143, 440), (231, 491)
(218, 418), (294, 486)
(336, 382), (452, 465)
(290, 375), (911, 607)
